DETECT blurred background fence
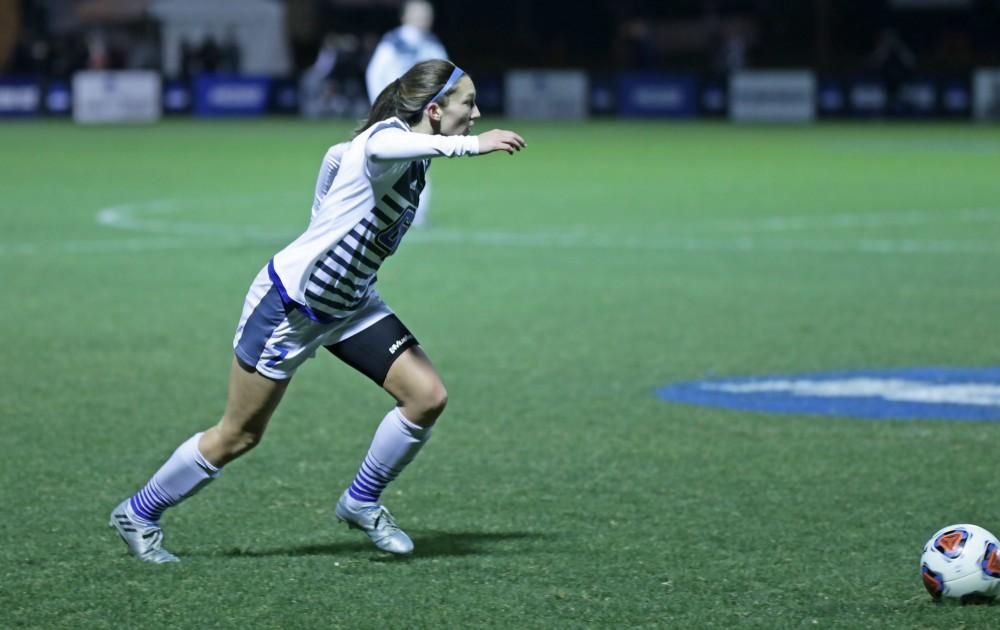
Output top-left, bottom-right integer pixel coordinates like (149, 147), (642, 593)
(1, 0), (999, 122)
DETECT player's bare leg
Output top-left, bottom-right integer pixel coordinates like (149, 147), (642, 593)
(199, 357), (291, 466)
(110, 357), (289, 563)
(382, 345), (448, 428)
(335, 346), (446, 554)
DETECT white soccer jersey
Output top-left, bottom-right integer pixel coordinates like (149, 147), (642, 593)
(270, 118), (478, 323)
(365, 25), (448, 102)
(312, 141), (348, 218)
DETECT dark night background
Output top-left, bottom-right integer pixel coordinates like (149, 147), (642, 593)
(5, 0), (1000, 78)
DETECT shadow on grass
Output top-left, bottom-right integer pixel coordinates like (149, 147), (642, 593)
(215, 530), (547, 560)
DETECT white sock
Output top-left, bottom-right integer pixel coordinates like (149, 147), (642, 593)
(128, 432), (220, 523)
(347, 407), (432, 503)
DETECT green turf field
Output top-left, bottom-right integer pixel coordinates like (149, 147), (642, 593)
(1, 118), (999, 628)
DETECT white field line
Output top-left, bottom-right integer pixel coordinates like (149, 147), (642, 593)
(407, 228), (1000, 255)
(705, 208), (1000, 233)
(702, 378), (1000, 407)
(823, 138), (1000, 154)
(0, 199), (996, 256)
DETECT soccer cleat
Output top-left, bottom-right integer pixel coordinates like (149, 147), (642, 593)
(108, 499), (180, 563)
(335, 491), (414, 555)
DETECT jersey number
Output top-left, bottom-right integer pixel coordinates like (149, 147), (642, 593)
(371, 163), (424, 256)
(374, 207), (416, 256)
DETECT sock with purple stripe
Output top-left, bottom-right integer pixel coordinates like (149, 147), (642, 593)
(129, 432), (221, 524)
(348, 407), (431, 503)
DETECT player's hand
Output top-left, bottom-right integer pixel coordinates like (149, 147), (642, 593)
(477, 129), (527, 155)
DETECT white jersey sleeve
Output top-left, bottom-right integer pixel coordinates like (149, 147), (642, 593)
(312, 142), (349, 218)
(366, 127), (479, 163)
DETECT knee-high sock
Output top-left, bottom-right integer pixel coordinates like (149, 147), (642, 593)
(347, 407), (432, 503)
(129, 432), (220, 523)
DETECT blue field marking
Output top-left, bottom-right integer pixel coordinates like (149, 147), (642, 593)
(656, 367), (1000, 421)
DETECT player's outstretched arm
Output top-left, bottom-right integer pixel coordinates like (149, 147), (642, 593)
(476, 129), (527, 155)
(367, 127), (526, 162)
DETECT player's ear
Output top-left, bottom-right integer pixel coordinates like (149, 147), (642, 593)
(425, 102), (442, 122)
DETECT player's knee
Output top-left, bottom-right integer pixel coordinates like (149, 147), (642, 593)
(427, 384), (448, 419)
(233, 429), (264, 454)
(217, 424), (265, 457)
(409, 382), (448, 425)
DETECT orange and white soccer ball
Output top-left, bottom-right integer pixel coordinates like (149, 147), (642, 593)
(921, 524), (1000, 603)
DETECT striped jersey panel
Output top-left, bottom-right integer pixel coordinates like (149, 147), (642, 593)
(303, 162), (425, 319)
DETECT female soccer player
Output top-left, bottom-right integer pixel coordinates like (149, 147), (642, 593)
(109, 59), (526, 563)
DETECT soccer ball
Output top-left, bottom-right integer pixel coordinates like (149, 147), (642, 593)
(921, 523), (1000, 603)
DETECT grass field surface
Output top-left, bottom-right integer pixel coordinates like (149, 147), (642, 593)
(1, 119), (999, 628)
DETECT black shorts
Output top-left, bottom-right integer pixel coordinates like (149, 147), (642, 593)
(326, 314), (418, 386)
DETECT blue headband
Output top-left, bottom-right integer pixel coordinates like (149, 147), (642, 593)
(425, 66), (465, 109)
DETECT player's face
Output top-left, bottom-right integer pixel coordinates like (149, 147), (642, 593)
(437, 76), (480, 136)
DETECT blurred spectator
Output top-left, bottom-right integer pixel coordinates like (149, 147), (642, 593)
(300, 32), (367, 119)
(868, 27), (917, 113)
(869, 28), (917, 75)
(179, 36), (198, 78)
(48, 33), (87, 78)
(85, 30), (109, 69)
(126, 20), (161, 71)
(0, 0), (17, 72)
(714, 24), (749, 73)
(219, 26), (242, 74)
(616, 19), (657, 70)
(175, 31), (242, 78)
(365, 0), (447, 103)
(28, 34), (50, 75)
(199, 34), (221, 74)
(932, 28), (973, 70)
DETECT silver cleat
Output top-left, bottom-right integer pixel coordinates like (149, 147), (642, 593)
(108, 499), (180, 563)
(335, 491), (414, 555)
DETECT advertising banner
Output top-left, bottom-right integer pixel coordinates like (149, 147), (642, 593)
(817, 80), (846, 116)
(45, 82), (71, 115)
(847, 81), (886, 116)
(899, 79), (937, 115)
(729, 70), (815, 122)
(193, 75), (271, 117)
(0, 79), (40, 117)
(269, 78), (299, 114)
(72, 71), (161, 123)
(473, 77), (503, 115)
(699, 80), (727, 116)
(163, 80), (192, 114)
(504, 70), (588, 119)
(589, 79), (616, 115)
(973, 68), (1000, 121)
(618, 73), (697, 118)
(939, 80), (970, 116)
